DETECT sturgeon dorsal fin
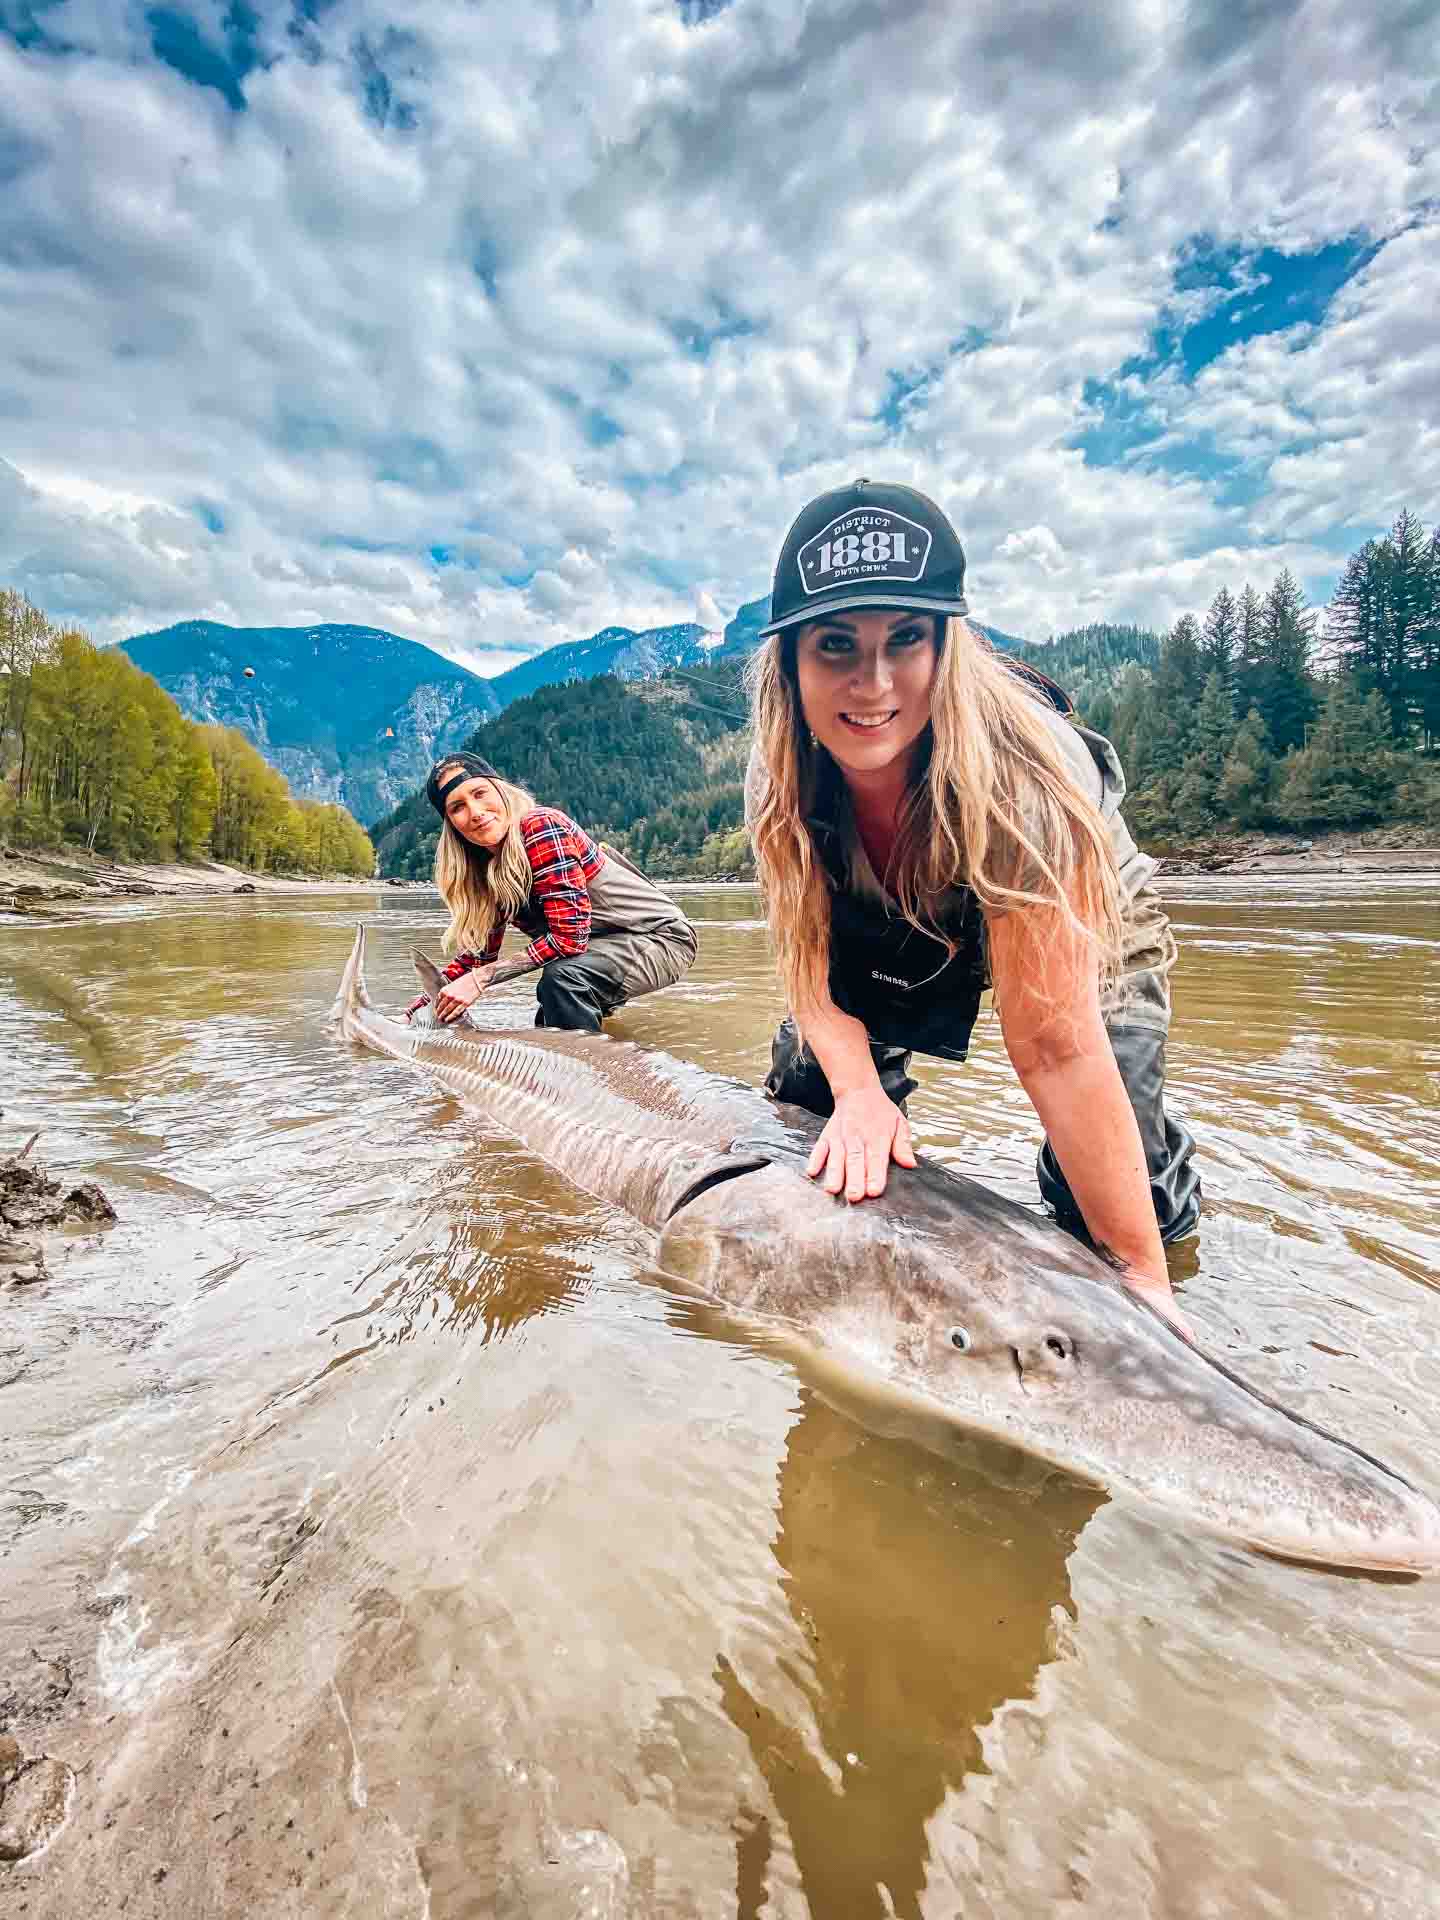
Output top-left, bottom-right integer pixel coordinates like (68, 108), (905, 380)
(412, 949), (448, 998)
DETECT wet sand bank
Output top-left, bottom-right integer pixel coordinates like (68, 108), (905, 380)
(0, 846), (429, 912)
(1152, 824), (1440, 876)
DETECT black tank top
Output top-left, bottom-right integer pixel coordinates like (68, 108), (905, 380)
(807, 767), (989, 1062)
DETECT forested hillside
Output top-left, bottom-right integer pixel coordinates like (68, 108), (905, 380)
(1014, 624), (1163, 710)
(1089, 512), (1440, 838)
(1, 593), (375, 875)
(370, 661), (750, 879)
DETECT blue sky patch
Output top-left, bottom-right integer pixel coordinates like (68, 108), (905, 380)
(876, 330), (990, 431)
(669, 302), (757, 360)
(0, 0), (71, 55)
(147, 4), (263, 111)
(467, 226), (501, 297)
(1162, 236), (1379, 377)
(1073, 236), (1380, 473)
(353, 29), (421, 131)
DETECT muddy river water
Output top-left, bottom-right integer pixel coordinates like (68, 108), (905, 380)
(2, 881), (1438, 1918)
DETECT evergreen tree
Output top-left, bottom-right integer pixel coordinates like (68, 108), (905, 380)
(1325, 541), (1380, 682)
(1108, 663), (1168, 791)
(1420, 526), (1440, 753)
(1200, 587), (1241, 690)
(1237, 583), (1263, 673)
(1240, 570), (1315, 754)
(1327, 511), (1437, 743)
(1274, 681), (1399, 826)
(1217, 708), (1274, 827)
(1393, 758), (1440, 827)
(1144, 614), (1206, 773)
(1171, 671), (1235, 830)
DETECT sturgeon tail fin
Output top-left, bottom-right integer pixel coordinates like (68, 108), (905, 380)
(332, 924), (373, 1032)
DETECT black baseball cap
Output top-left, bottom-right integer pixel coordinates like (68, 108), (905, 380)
(759, 478), (968, 638)
(426, 750), (501, 816)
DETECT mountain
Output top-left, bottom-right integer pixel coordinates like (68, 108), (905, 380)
(119, 621), (501, 826)
(715, 596), (771, 659)
(118, 599), (1031, 831)
(1013, 623), (1163, 714)
(486, 621), (711, 705)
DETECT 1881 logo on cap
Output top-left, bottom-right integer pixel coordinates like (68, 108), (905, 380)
(797, 507), (931, 596)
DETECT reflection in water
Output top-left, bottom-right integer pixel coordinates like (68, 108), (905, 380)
(322, 1148), (603, 1348)
(722, 1390), (1102, 1918)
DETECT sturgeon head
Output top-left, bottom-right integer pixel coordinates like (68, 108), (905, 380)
(660, 1139), (1440, 1576)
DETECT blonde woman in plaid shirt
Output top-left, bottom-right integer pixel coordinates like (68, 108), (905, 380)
(411, 752), (696, 1032)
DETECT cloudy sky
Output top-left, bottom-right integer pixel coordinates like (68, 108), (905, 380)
(1, 0), (1435, 670)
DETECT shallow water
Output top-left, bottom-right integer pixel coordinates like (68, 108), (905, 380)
(2, 881), (1438, 1917)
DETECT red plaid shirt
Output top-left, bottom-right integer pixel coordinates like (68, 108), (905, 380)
(418, 810), (604, 1006)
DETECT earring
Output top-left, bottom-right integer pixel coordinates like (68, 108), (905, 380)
(808, 729), (818, 748)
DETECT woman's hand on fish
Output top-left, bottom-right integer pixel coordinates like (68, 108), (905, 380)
(436, 966), (494, 1023)
(807, 1085), (917, 1203)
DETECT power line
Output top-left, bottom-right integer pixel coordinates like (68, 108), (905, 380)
(666, 694), (750, 725)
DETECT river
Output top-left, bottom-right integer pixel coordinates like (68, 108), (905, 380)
(2, 881), (1438, 1918)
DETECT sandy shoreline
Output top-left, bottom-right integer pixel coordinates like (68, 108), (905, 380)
(0, 845), (430, 913)
(1152, 825), (1440, 877)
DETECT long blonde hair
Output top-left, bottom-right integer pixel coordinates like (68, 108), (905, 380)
(432, 774), (537, 955)
(746, 616), (1124, 1011)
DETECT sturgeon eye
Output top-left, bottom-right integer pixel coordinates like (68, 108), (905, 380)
(1044, 1334), (1073, 1360)
(948, 1327), (971, 1353)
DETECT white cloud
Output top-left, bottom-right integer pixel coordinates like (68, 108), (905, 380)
(996, 526), (1069, 577)
(0, 0), (1435, 659)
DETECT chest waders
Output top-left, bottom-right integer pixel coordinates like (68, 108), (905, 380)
(515, 845), (698, 1035)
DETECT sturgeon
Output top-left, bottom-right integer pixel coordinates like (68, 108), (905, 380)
(336, 926), (1440, 1574)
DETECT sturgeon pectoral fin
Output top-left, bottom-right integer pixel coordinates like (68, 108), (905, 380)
(658, 1151), (775, 1222)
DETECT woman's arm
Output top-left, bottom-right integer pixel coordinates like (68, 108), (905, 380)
(988, 905), (1178, 1321)
(791, 983), (918, 1202)
(492, 812), (595, 982)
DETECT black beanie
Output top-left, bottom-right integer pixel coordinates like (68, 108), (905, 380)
(426, 751), (502, 817)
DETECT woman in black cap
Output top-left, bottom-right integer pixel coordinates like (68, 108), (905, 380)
(411, 752), (697, 1032)
(746, 480), (1198, 1328)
